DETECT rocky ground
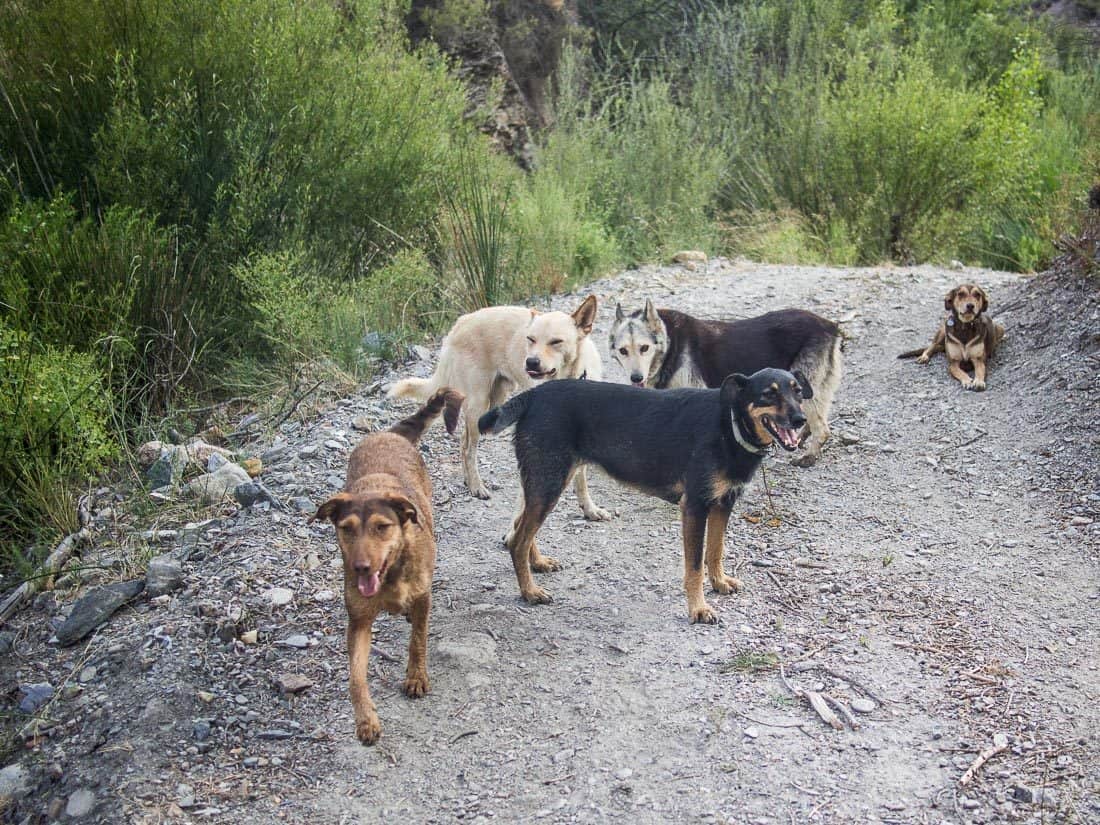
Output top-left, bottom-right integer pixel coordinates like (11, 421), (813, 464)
(1, 259), (1097, 824)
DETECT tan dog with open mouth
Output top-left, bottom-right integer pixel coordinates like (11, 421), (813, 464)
(899, 284), (1005, 391)
(310, 388), (462, 745)
(388, 295), (610, 521)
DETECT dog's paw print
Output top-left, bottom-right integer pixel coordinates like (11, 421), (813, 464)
(404, 672), (430, 698)
(356, 715), (382, 745)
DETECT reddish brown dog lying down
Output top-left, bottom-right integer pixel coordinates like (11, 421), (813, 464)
(311, 388), (462, 745)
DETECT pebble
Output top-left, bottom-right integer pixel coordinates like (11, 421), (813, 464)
(275, 673), (314, 695)
(0, 764), (29, 802)
(279, 634), (311, 649)
(18, 682), (54, 714)
(1070, 516), (1092, 526)
(850, 698), (876, 713)
(743, 726), (759, 739)
(614, 768), (633, 781)
(192, 720), (211, 741)
(177, 783), (196, 808)
(242, 458), (263, 477)
(267, 587), (294, 607)
(411, 344), (432, 362)
(78, 666), (97, 683)
(313, 589), (336, 602)
(324, 439), (344, 451)
(291, 497), (315, 514)
(240, 629), (258, 645)
(65, 789), (96, 818)
(351, 416), (373, 432)
(298, 445), (318, 458)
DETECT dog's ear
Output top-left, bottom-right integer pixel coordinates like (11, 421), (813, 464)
(975, 286), (989, 313)
(614, 303), (625, 323)
(643, 299), (661, 330)
(944, 287), (958, 312)
(719, 373), (749, 406)
(791, 369), (814, 399)
(309, 493), (353, 525)
(380, 493), (419, 526)
(572, 295), (598, 336)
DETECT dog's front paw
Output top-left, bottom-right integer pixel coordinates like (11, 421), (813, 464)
(582, 504), (614, 522)
(530, 555), (562, 573)
(521, 586), (553, 605)
(960, 378), (974, 390)
(404, 671), (430, 698)
(356, 714), (382, 745)
(689, 602), (718, 624)
(916, 354), (930, 364)
(791, 452), (819, 468)
(970, 379), (986, 392)
(711, 575), (743, 595)
(470, 485), (491, 500)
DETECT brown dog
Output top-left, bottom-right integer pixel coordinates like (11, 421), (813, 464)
(310, 388), (462, 745)
(899, 284), (1005, 391)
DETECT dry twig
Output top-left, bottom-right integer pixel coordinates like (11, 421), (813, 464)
(959, 734), (1009, 786)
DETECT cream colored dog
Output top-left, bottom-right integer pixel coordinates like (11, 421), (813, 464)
(388, 295), (610, 520)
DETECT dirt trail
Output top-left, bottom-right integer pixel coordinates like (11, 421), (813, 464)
(3, 261), (1097, 824)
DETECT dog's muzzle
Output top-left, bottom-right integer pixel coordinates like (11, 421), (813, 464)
(763, 414), (805, 452)
(630, 372), (646, 387)
(525, 358), (556, 379)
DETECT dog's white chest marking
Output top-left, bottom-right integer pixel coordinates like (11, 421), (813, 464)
(946, 333), (984, 362)
(663, 355), (704, 389)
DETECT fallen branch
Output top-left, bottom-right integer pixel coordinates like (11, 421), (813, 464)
(959, 734), (1009, 786)
(0, 528), (90, 625)
(779, 662), (844, 731)
(821, 694), (860, 730)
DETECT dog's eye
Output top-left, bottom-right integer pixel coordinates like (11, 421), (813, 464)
(639, 345), (649, 353)
(526, 336), (536, 344)
(549, 338), (563, 346)
(619, 347), (628, 356)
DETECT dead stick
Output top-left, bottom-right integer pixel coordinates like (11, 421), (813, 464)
(959, 738), (1009, 786)
(821, 694), (860, 730)
(780, 662), (843, 730)
(449, 729), (478, 745)
(0, 528), (89, 625)
(542, 774), (574, 786)
(371, 644), (401, 663)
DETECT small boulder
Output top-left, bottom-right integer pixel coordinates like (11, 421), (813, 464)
(145, 555), (184, 597)
(185, 463), (251, 505)
(241, 458), (263, 477)
(65, 789), (96, 818)
(0, 762), (30, 805)
(55, 579), (145, 646)
(275, 673), (314, 695)
(18, 683), (54, 714)
(671, 250), (708, 264)
(184, 439), (233, 466)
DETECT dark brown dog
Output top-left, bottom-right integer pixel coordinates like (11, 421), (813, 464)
(899, 284), (1005, 391)
(310, 388), (462, 744)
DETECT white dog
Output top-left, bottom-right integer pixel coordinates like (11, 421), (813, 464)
(388, 295), (610, 520)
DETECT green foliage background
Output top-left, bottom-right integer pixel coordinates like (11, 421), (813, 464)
(0, 0), (1096, 568)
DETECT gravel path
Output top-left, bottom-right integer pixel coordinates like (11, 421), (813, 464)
(2, 260), (1097, 824)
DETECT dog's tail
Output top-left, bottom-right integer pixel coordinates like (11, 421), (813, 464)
(387, 375), (437, 402)
(896, 347), (924, 360)
(390, 388), (464, 443)
(478, 391), (533, 435)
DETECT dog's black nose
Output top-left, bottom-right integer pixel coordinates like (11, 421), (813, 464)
(525, 357), (541, 371)
(353, 561), (371, 574)
(790, 414), (807, 429)
(630, 372), (644, 385)
(964, 303), (975, 312)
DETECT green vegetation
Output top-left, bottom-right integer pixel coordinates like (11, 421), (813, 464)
(1, 0), (1096, 570)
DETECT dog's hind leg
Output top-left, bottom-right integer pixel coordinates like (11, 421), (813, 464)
(506, 503), (556, 603)
(347, 610), (382, 744)
(403, 594), (431, 698)
(461, 392), (491, 499)
(705, 504), (743, 595)
(681, 501), (717, 624)
(506, 458), (571, 603)
(571, 465), (613, 522)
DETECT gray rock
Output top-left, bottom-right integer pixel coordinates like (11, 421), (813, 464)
(206, 452), (229, 472)
(324, 439), (344, 451)
(145, 554), (184, 597)
(55, 579), (145, 646)
(146, 445), (187, 489)
(78, 666), (97, 684)
(291, 497), (315, 514)
(261, 445), (292, 464)
(257, 729), (295, 740)
(0, 763), (29, 802)
(177, 783), (196, 808)
(274, 673), (314, 695)
(1011, 785), (1057, 806)
(0, 630), (14, 655)
(411, 344), (432, 362)
(243, 757), (260, 768)
(193, 720), (212, 741)
(185, 462), (251, 505)
(18, 682), (53, 714)
(351, 415), (373, 432)
(266, 587), (294, 607)
(850, 698), (876, 713)
(278, 634), (310, 649)
(65, 788), (96, 818)
(298, 445), (318, 459)
(234, 480), (284, 510)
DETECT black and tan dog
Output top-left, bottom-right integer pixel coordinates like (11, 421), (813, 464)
(899, 284), (1005, 391)
(478, 368), (811, 624)
(609, 302), (841, 466)
(311, 388), (462, 744)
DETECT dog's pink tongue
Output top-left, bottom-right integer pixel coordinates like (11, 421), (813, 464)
(358, 572), (380, 598)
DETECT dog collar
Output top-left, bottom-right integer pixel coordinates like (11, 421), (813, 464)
(579, 370), (587, 380)
(730, 412), (765, 455)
